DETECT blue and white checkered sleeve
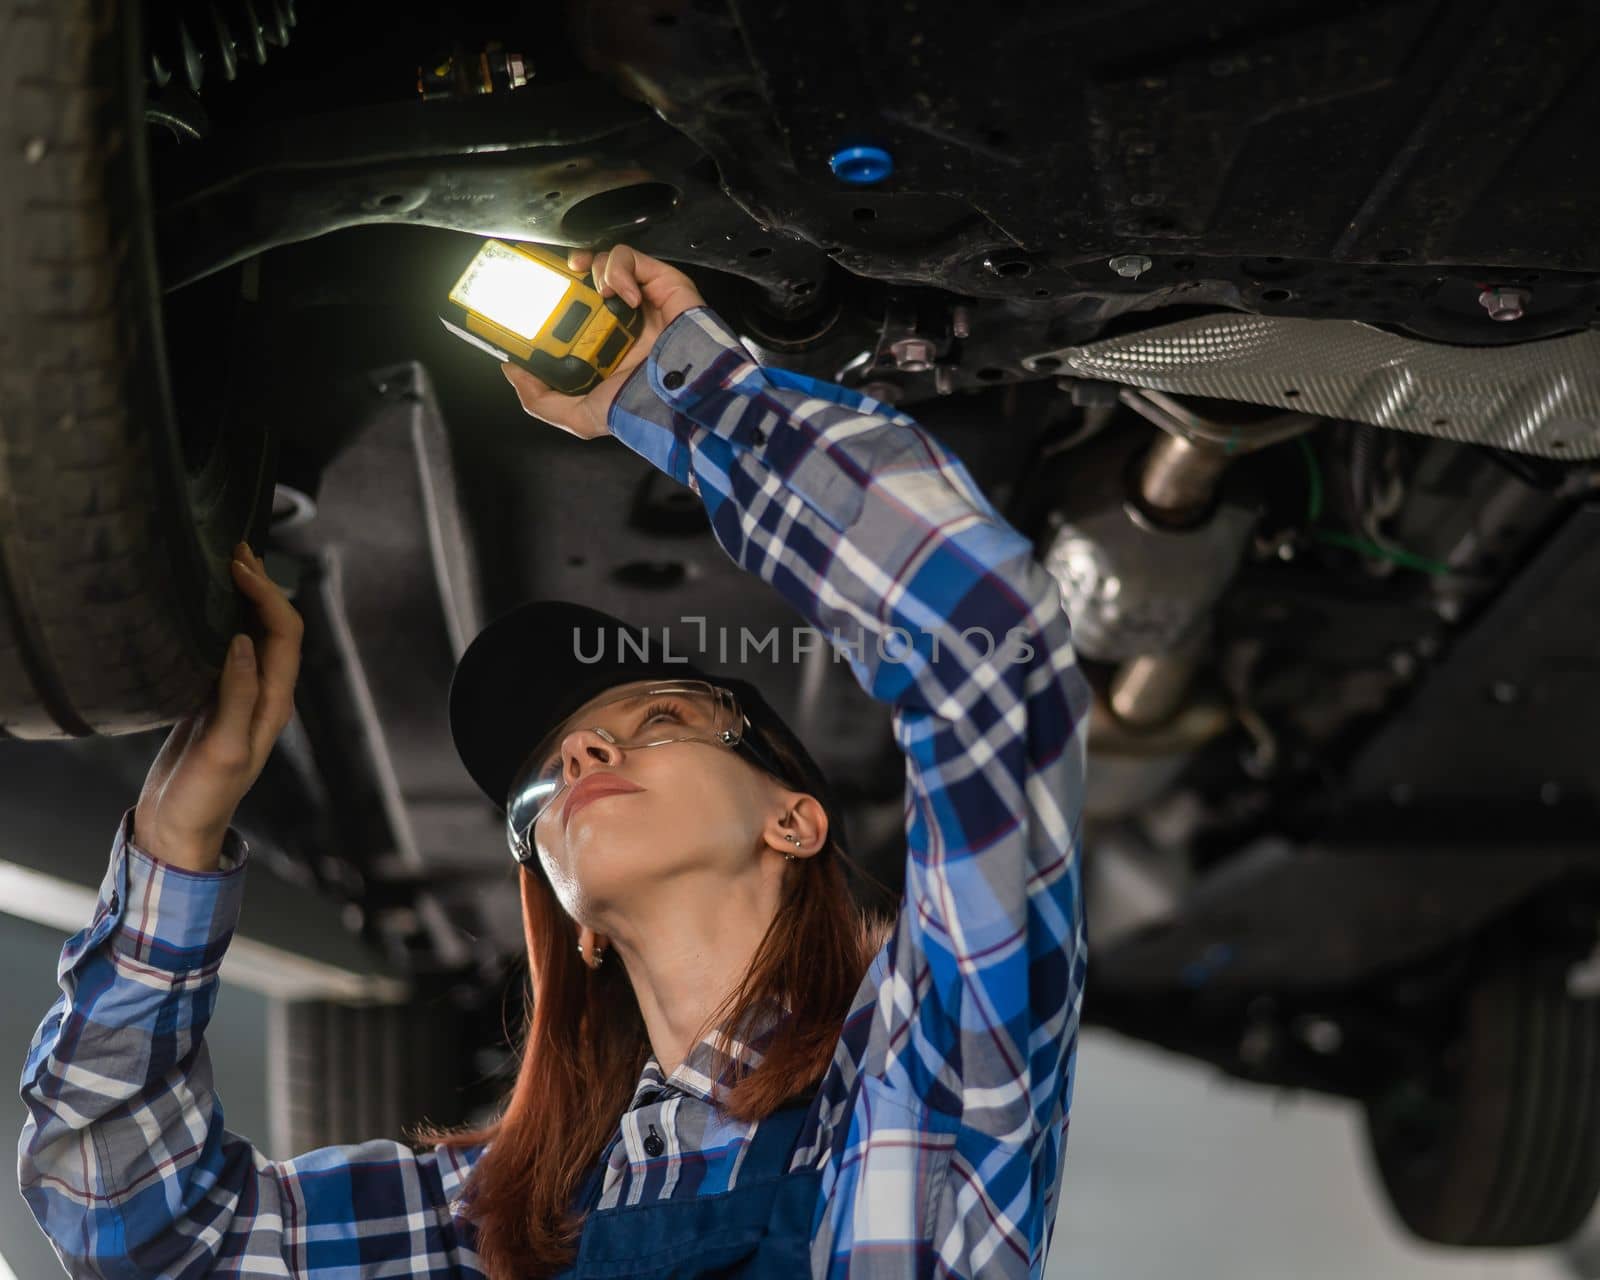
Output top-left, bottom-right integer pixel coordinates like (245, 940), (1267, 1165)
(610, 308), (1090, 1275)
(17, 808), (485, 1278)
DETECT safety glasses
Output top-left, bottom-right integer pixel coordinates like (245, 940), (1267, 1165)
(505, 680), (786, 866)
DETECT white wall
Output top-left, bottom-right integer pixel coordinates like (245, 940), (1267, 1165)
(3, 913), (272, 1280)
(1048, 1029), (1571, 1280)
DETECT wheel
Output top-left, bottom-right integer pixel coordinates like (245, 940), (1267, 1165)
(1363, 941), (1600, 1246)
(0, 0), (275, 739)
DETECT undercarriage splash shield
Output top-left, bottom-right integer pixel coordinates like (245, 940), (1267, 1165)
(1031, 316), (1600, 460)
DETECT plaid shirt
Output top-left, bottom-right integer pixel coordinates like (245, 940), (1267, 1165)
(19, 307), (1089, 1278)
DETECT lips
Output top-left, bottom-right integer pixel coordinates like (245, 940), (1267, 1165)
(563, 773), (643, 831)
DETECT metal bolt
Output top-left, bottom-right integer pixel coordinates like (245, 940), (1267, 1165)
(1490, 680), (1520, 705)
(951, 306), (972, 340)
(1299, 1018), (1343, 1056)
(1240, 741), (1275, 780)
(1478, 287), (1530, 322)
(934, 366), (954, 396)
(981, 252), (1032, 278)
(1238, 1019), (1278, 1069)
(1569, 950), (1600, 1000)
(1109, 254), (1153, 280)
(888, 337), (936, 372)
(381, 906), (421, 936)
(23, 137), (46, 164)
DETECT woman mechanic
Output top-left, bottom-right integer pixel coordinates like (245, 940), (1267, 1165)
(19, 245), (1090, 1278)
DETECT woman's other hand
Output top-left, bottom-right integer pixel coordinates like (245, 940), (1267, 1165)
(499, 244), (706, 440)
(132, 543), (304, 873)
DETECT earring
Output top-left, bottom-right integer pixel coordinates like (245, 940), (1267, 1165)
(784, 832), (801, 862)
(578, 940), (606, 968)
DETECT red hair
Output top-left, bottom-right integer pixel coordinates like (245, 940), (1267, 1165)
(415, 729), (896, 1279)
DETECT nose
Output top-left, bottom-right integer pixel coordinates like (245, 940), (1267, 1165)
(559, 725), (624, 788)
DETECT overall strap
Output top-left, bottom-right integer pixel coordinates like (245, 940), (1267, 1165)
(574, 1089), (820, 1216)
(575, 1160), (607, 1214)
(740, 1091), (819, 1181)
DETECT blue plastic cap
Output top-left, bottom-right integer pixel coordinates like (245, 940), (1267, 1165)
(829, 145), (894, 186)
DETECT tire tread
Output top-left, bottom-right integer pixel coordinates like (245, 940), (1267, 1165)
(0, 0), (219, 737)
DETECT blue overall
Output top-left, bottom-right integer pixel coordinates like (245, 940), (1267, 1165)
(552, 1091), (823, 1278)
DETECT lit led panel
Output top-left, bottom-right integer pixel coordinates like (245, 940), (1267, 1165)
(448, 240), (569, 339)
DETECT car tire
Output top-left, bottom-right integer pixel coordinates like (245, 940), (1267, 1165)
(0, 0), (274, 739)
(1363, 942), (1600, 1246)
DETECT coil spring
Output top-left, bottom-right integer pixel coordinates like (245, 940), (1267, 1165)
(148, 0), (299, 96)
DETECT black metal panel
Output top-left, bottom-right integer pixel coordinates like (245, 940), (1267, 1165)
(156, 3), (1600, 346)
(1334, 504), (1600, 823)
(602, 0), (1600, 271)
(1094, 503), (1600, 995)
(574, 0), (1600, 343)
(1092, 837), (1596, 991)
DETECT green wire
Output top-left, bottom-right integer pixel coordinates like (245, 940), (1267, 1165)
(1296, 436), (1323, 524)
(1309, 529), (1453, 576)
(1292, 435), (1452, 576)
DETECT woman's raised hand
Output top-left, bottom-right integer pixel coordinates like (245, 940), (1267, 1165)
(499, 244), (706, 440)
(132, 542), (304, 873)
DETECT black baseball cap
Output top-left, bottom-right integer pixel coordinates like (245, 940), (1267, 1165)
(448, 600), (850, 851)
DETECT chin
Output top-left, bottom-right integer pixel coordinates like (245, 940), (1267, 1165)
(565, 820), (655, 884)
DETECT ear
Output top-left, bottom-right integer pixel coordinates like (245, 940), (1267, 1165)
(761, 790), (828, 859)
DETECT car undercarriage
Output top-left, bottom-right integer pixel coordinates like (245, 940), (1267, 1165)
(4, 0), (1599, 1252)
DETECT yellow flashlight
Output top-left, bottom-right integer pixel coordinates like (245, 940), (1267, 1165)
(439, 239), (644, 394)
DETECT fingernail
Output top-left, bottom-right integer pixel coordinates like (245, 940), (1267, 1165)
(230, 634), (253, 662)
(232, 558), (252, 576)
